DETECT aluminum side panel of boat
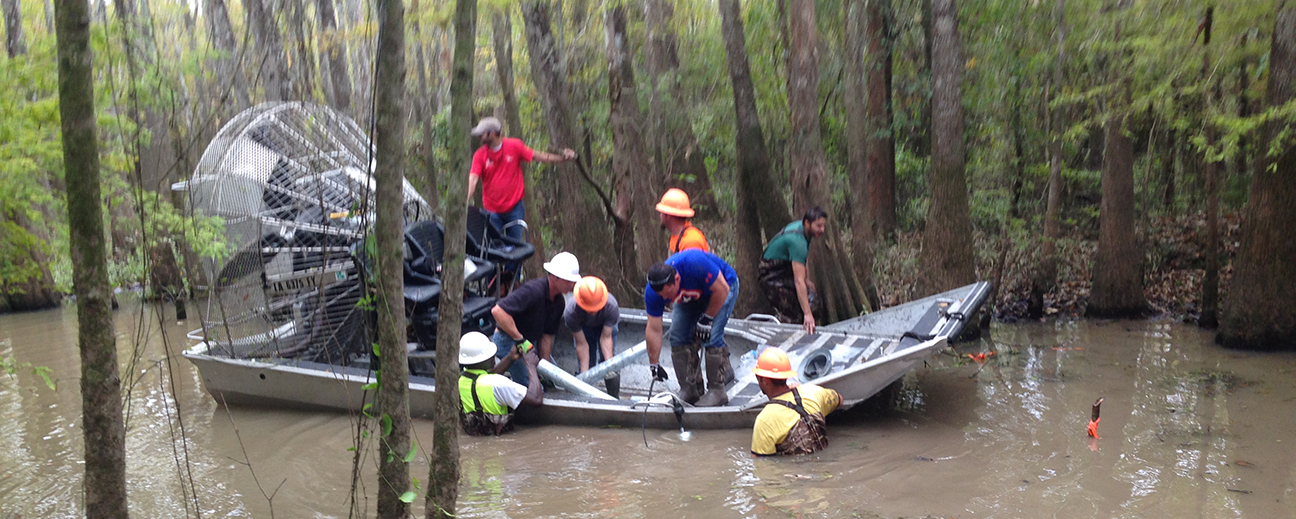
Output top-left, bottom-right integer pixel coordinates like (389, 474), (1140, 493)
(183, 348), (440, 417)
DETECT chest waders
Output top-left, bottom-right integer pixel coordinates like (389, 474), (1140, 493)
(767, 389), (830, 455)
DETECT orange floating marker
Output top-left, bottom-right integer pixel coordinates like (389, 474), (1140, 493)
(1087, 397), (1104, 439)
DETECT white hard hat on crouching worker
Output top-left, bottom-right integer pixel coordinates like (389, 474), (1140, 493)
(543, 252), (581, 282)
(459, 332), (497, 365)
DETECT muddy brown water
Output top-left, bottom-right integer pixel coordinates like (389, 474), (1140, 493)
(2, 301), (1295, 518)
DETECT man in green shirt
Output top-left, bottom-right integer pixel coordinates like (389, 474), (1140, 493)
(759, 207), (827, 333)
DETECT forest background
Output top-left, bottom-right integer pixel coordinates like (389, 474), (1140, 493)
(2, 0), (1293, 337)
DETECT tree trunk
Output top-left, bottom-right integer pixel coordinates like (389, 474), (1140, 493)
(718, 0), (778, 316)
(864, 0), (895, 241)
(719, 0), (788, 240)
(491, 9), (546, 276)
(1235, 33), (1249, 181)
(521, 0), (617, 289)
(1218, 7), (1296, 350)
(3, 0), (25, 57)
(55, 0), (130, 512)
(786, 0), (863, 322)
(1200, 7), (1219, 329)
(605, 5), (660, 280)
(287, 0), (316, 102)
(373, 0), (411, 514)
(205, 0), (250, 109)
(410, 4), (438, 211)
(1029, 0), (1065, 319)
(1087, 22), (1146, 318)
(318, 0), (351, 112)
(643, 0), (716, 218)
(245, 0), (292, 101)
(919, 0), (975, 295)
(428, 1), (473, 516)
(915, 0), (933, 158)
(845, 0), (883, 310)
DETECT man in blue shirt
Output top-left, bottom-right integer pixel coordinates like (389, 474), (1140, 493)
(644, 249), (740, 406)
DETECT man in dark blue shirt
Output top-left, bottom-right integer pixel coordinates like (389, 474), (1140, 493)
(644, 249), (740, 406)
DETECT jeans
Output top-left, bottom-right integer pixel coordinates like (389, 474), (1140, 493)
(492, 329), (530, 387)
(668, 279), (739, 350)
(487, 200), (525, 272)
(579, 324), (619, 368)
(487, 200), (526, 242)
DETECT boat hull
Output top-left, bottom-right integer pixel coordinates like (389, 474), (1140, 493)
(183, 281), (991, 429)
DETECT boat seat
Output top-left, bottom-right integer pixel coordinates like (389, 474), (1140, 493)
(405, 220), (496, 285)
(409, 293), (497, 350)
(465, 207), (535, 264)
(402, 280), (442, 306)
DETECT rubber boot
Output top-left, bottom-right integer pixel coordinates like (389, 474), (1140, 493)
(604, 371), (621, 399)
(695, 346), (732, 407)
(670, 342), (704, 404)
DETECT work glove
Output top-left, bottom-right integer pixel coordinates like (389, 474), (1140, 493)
(650, 364), (669, 382)
(514, 338), (534, 356)
(694, 314), (715, 344)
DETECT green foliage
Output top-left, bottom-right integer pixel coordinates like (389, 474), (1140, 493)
(1, 355), (56, 391)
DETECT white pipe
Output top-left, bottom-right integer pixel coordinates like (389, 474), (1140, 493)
(537, 359), (617, 400)
(575, 341), (648, 383)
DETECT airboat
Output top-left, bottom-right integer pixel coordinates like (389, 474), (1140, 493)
(176, 102), (991, 429)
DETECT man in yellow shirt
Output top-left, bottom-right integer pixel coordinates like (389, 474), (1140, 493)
(750, 348), (841, 456)
(656, 188), (710, 254)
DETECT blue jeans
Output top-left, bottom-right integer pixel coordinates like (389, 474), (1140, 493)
(487, 200), (526, 242)
(668, 279), (739, 350)
(579, 324), (618, 368)
(487, 200), (525, 272)
(492, 330), (531, 386)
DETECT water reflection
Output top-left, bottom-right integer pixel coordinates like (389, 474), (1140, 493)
(3, 306), (1296, 518)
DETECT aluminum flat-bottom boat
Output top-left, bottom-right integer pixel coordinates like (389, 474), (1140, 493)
(183, 282), (990, 429)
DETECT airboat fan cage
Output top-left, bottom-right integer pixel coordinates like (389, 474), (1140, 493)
(181, 102), (432, 361)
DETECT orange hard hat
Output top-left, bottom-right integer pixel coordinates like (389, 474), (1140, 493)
(753, 348), (795, 379)
(655, 188), (695, 218)
(574, 276), (609, 312)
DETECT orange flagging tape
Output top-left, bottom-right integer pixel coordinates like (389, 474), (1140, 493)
(966, 351), (996, 364)
(1087, 397), (1104, 438)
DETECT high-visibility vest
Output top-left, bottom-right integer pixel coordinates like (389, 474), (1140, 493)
(459, 369), (511, 415)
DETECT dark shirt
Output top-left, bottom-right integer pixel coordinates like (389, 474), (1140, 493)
(497, 277), (564, 344)
(564, 293), (621, 332)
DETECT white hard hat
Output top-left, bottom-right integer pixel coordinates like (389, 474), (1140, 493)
(543, 251), (581, 282)
(459, 332), (496, 365)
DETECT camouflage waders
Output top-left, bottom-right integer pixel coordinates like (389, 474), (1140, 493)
(758, 259), (823, 324)
(768, 389), (830, 455)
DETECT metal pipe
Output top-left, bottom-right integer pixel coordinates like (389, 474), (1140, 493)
(576, 341), (648, 383)
(537, 359), (617, 400)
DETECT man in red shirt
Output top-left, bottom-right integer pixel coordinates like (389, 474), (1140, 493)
(466, 117), (576, 242)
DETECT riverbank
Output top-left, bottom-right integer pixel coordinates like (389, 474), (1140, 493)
(872, 210), (1241, 324)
